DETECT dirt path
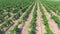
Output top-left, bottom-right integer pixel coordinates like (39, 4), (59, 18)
(36, 3), (46, 34)
(21, 3), (36, 34)
(41, 3), (60, 34)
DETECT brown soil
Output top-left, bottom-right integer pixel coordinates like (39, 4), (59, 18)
(41, 3), (60, 34)
(21, 4), (36, 34)
(50, 10), (60, 18)
(5, 3), (34, 34)
(36, 3), (46, 34)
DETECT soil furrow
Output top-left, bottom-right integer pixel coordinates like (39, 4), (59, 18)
(41, 3), (60, 34)
(36, 3), (46, 34)
(21, 4), (35, 34)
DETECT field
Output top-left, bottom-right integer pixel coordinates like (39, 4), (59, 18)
(0, 0), (60, 34)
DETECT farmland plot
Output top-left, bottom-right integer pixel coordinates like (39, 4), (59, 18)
(0, 0), (60, 34)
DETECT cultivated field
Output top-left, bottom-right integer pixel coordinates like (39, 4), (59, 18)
(0, 0), (60, 34)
